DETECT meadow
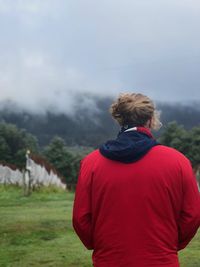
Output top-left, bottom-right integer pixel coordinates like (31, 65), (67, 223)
(0, 186), (199, 267)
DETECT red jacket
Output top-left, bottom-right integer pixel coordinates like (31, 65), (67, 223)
(73, 129), (200, 267)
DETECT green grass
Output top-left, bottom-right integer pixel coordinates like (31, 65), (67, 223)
(0, 185), (199, 267)
(0, 186), (92, 267)
(179, 232), (200, 267)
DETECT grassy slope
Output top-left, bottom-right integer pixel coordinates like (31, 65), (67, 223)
(0, 186), (92, 267)
(0, 186), (199, 267)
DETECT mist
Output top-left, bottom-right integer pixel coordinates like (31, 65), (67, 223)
(0, 0), (200, 114)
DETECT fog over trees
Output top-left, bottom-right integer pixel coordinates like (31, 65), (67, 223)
(0, 96), (199, 147)
(0, 95), (200, 185)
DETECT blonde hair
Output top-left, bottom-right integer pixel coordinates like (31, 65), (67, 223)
(110, 93), (161, 130)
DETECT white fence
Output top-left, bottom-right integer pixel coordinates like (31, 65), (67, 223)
(0, 157), (66, 190)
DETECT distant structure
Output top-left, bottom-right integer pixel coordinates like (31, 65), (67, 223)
(25, 151), (66, 189)
(0, 152), (66, 190)
(194, 165), (200, 191)
(0, 163), (23, 186)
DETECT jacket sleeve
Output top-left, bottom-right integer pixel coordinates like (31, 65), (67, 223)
(72, 159), (93, 250)
(178, 159), (200, 251)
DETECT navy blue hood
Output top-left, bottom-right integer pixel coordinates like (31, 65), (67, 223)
(99, 127), (158, 163)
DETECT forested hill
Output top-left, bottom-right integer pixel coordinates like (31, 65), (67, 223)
(0, 96), (200, 147)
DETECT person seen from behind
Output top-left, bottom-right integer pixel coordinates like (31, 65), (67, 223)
(73, 93), (200, 267)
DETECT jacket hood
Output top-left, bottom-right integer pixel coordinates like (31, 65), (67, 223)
(99, 127), (158, 163)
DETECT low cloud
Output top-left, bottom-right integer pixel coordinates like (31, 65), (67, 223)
(0, 0), (200, 114)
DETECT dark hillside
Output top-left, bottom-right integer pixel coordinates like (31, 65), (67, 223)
(0, 97), (199, 147)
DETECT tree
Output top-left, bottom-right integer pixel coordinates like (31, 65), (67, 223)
(0, 136), (11, 162)
(159, 122), (200, 186)
(0, 122), (38, 168)
(43, 136), (78, 184)
(187, 127), (200, 167)
(159, 121), (191, 156)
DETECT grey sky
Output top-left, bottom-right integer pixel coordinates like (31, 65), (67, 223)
(0, 0), (200, 113)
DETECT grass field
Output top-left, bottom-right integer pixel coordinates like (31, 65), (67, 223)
(0, 185), (199, 267)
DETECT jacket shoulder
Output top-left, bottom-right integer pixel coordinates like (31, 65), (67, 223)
(82, 149), (101, 164)
(153, 145), (191, 165)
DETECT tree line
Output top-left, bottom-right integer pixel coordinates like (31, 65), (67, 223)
(159, 121), (200, 172)
(0, 121), (199, 186)
(1, 97), (200, 147)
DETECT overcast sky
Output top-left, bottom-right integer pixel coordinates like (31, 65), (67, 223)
(0, 0), (200, 113)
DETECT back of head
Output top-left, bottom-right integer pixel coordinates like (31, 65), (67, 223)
(110, 93), (161, 130)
